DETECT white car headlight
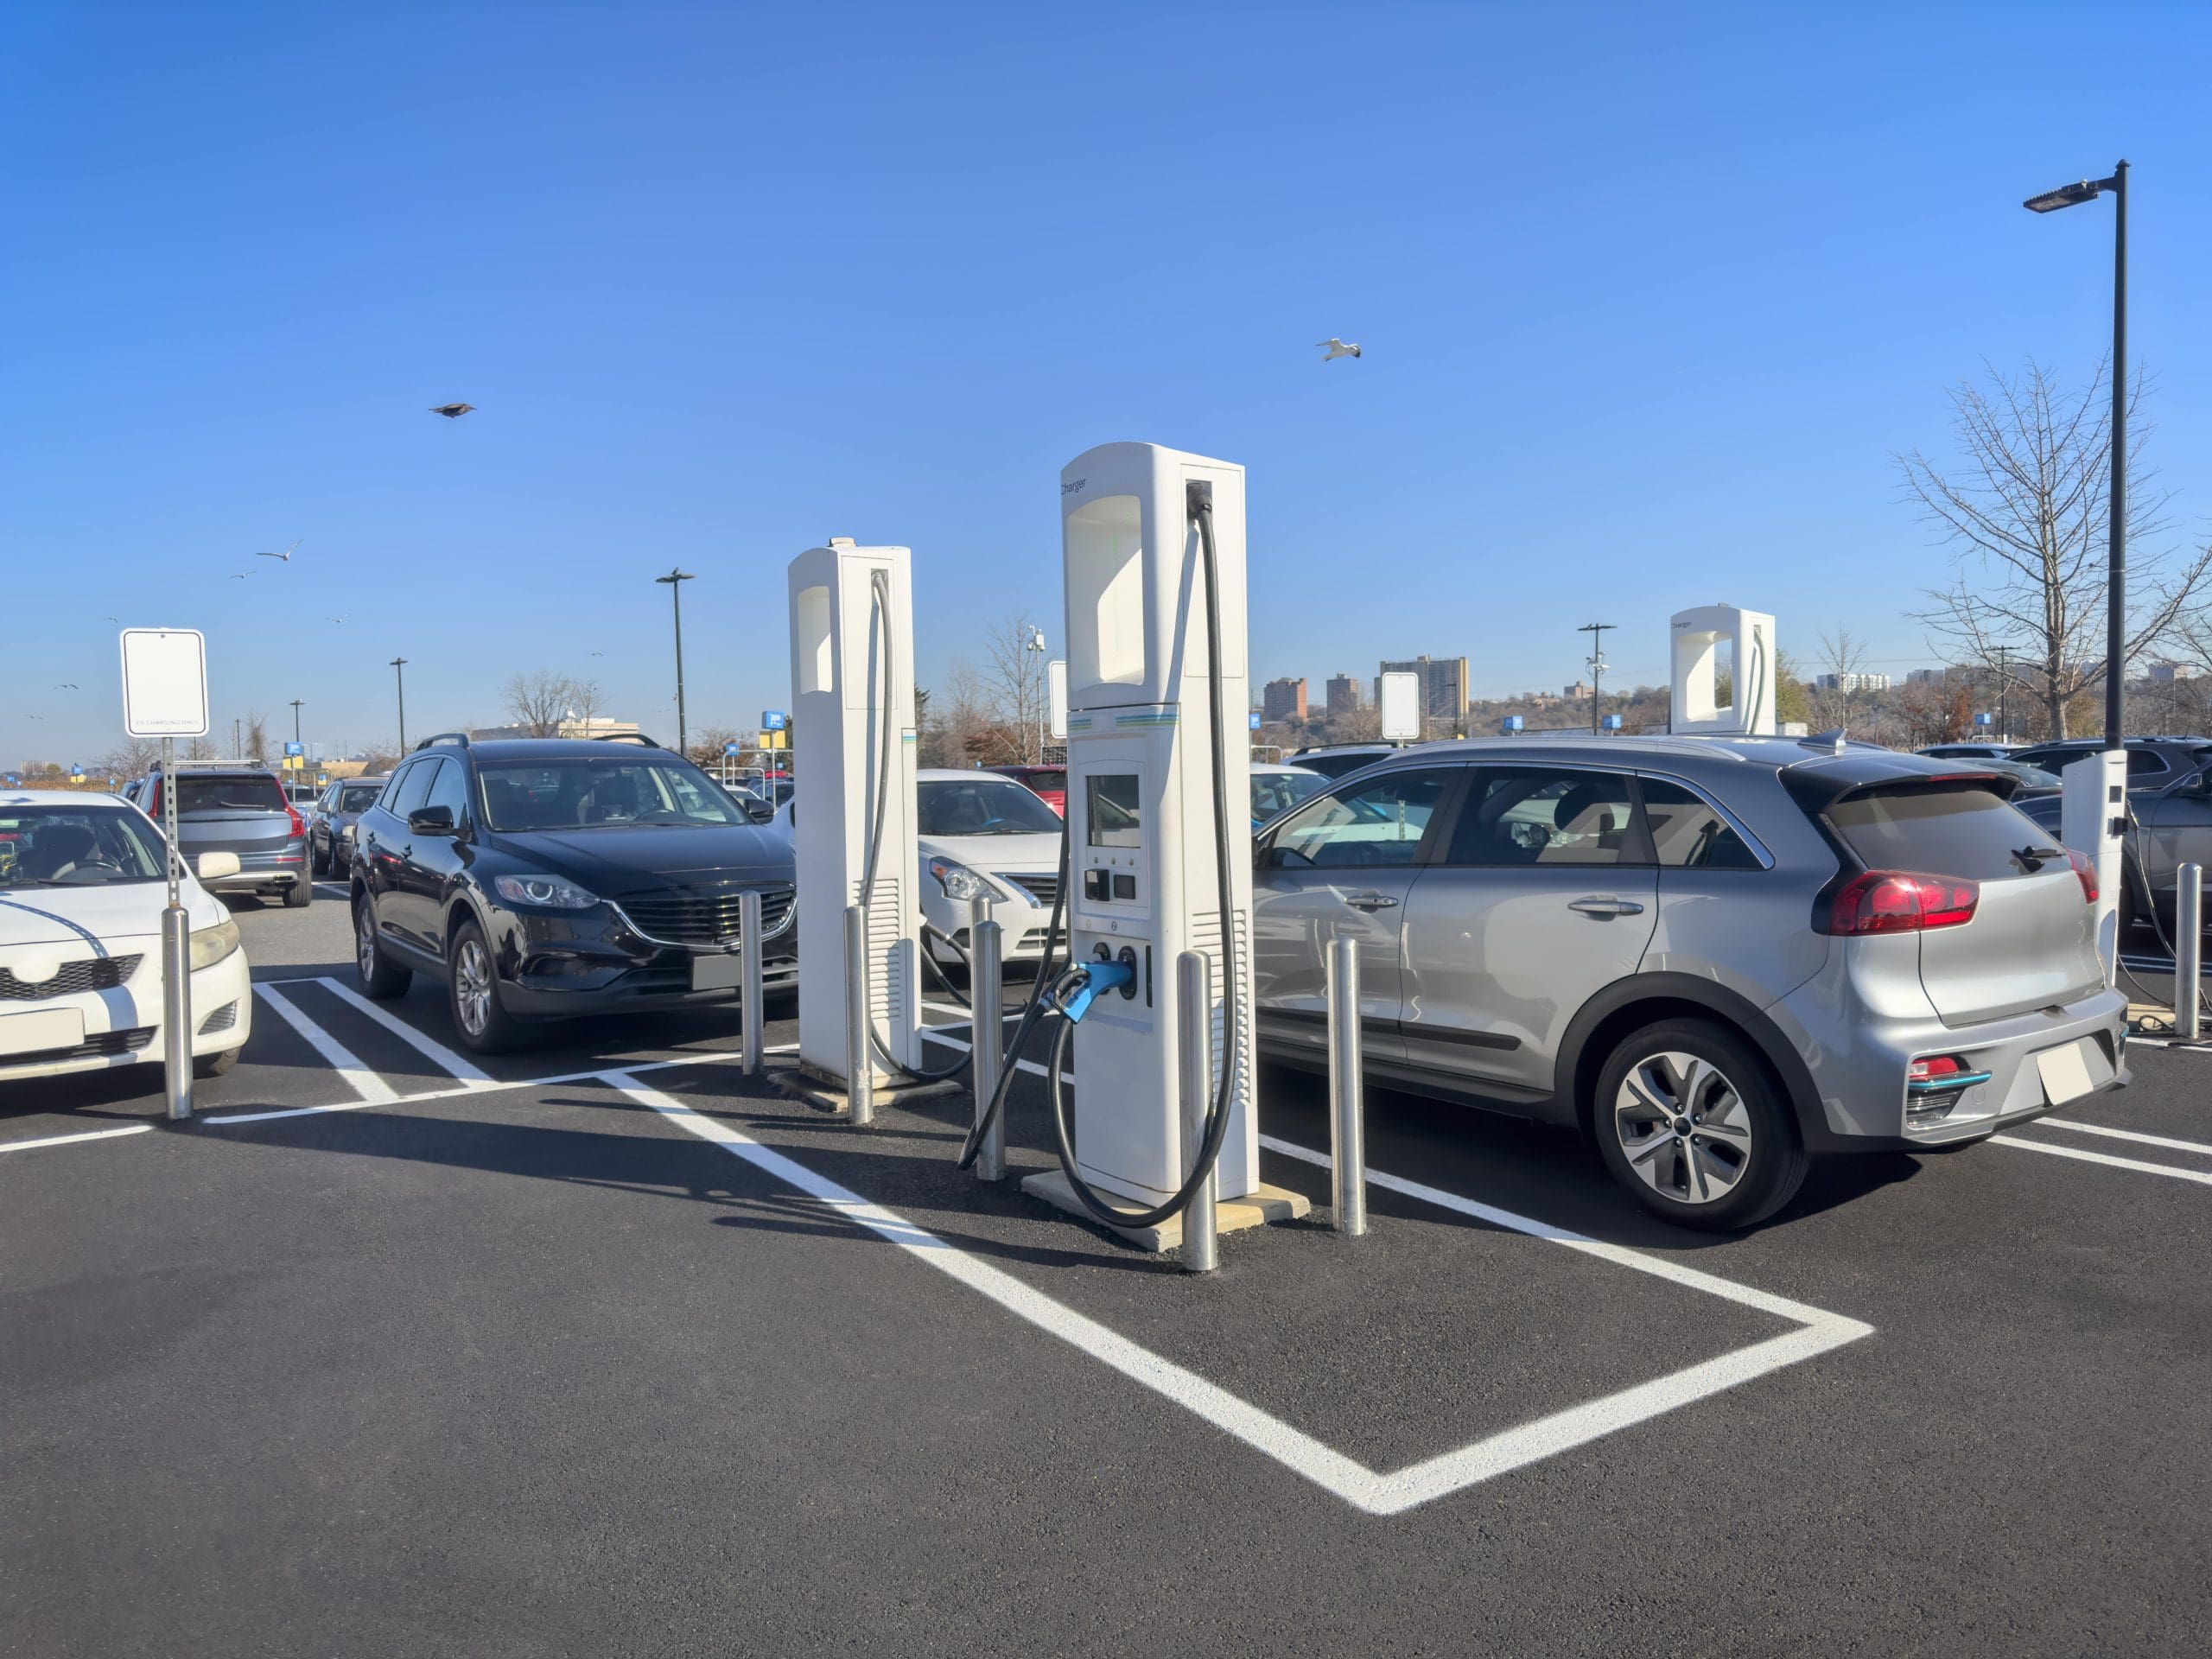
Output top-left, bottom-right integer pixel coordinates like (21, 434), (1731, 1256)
(188, 918), (240, 972)
(493, 872), (600, 909)
(926, 857), (995, 903)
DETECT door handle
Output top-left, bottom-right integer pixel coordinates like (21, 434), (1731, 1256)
(1344, 891), (1400, 911)
(1569, 896), (1645, 917)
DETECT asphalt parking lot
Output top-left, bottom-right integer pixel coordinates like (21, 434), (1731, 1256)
(6, 890), (2212, 1656)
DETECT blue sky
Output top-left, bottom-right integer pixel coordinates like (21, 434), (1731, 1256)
(4, 2), (2209, 767)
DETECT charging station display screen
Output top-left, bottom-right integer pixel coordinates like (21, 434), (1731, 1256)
(1085, 774), (1142, 847)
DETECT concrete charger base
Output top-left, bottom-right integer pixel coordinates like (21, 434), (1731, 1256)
(774, 1064), (963, 1116)
(1020, 1168), (1311, 1254)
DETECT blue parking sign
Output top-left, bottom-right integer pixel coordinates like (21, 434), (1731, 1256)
(284, 741), (304, 757)
(762, 710), (787, 732)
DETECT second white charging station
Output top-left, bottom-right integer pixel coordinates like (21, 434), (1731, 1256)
(787, 538), (922, 1093)
(1669, 604), (1777, 737)
(1039, 442), (1266, 1211)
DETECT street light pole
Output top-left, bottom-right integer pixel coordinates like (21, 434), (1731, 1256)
(1025, 626), (1047, 762)
(1578, 621), (1615, 734)
(656, 568), (696, 760)
(2025, 160), (2129, 750)
(290, 698), (304, 746)
(389, 658), (409, 753)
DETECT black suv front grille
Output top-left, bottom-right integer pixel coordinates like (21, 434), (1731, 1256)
(616, 882), (796, 948)
(0, 955), (143, 1001)
(996, 873), (1060, 908)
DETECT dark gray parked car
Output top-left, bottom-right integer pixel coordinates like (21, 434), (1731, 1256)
(307, 775), (390, 876)
(1251, 735), (2126, 1229)
(128, 764), (311, 906)
(2010, 737), (2212, 932)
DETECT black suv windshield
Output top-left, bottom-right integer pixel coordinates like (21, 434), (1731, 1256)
(474, 758), (746, 831)
(918, 779), (1064, 836)
(0, 805), (167, 888)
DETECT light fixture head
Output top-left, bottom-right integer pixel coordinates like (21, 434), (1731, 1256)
(2024, 179), (2104, 213)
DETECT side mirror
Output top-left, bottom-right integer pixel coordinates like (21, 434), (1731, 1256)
(407, 804), (457, 836)
(744, 799), (775, 823)
(196, 851), (241, 880)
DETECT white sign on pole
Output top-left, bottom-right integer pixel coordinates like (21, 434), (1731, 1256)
(1048, 659), (1068, 741)
(119, 629), (210, 737)
(1378, 671), (1421, 742)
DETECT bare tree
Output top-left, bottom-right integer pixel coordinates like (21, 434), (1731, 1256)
(244, 710), (270, 762)
(1804, 629), (1870, 731)
(982, 613), (1051, 765)
(503, 670), (575, 739)
(99, 736), (162, 779)
(922, 657), (1013, 766)
(566, 676), (604, 736)
(689, 724), (740, 769)
(1904, 359), (2209, 740)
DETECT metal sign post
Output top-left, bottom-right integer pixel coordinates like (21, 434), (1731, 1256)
(121, 627), (209, 1124)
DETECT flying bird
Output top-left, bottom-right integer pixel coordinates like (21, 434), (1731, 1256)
(230, 572), (251, 580)
(326, 614), (346, 624)
(429, 402), (475, 418)
(54, 683), (78, 690)
(103, 615), (119, 623)
(1316, 338), (1362, 361)
(257, 539), (302, 562)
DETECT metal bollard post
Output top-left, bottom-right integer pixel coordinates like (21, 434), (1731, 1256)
(2179, 863), (2202, 1043)
(843, 902), (874, 1126)
(1327, 937), (1367, 1236)
(970, 897), (1006, 1180)
(1178, 950), (1217, 1273)
(162, 902), (194, 1122)
(739, 888), (764, 1077)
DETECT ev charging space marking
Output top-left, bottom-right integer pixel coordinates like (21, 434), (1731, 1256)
(1989, 1134), (2212, 1188)
(0, 1122), (155, 1155)
(307, 976), (496, 1087)
(249, 983), (397, 1103)
(608, 1062), (1876, 1515)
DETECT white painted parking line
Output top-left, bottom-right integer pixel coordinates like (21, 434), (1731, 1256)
(205, 1045), (796, 1125)
(310, 976), (495, 1085)
(610, 1070), (1873, 1516)
(0, 1123), (155, 1156)
(1991, 1134), (2212, 1188)
(2037, 1117), (2212, 1158)
(253, 983), (397, 1103)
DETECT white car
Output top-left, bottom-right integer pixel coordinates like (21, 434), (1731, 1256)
(1250, 761), (1329, 828)
(916, 769), (1065, 966)
(0, 791), (252, 1085)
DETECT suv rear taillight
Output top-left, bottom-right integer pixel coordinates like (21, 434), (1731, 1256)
(285, 803), (307, 839)
(2066, 848), (2099, 904)
(1824, 870), (1980, 935)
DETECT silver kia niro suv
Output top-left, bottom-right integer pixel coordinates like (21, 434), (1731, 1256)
(1251, 735), (2127, 1229)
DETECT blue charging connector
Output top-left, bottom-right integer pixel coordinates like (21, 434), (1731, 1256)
(1059, 958), (1135, 1022)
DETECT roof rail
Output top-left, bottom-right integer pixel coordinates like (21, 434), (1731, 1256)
(600, 732), (666, 748)
(147, 758), (280, 773)
(413, 732), (471, 751)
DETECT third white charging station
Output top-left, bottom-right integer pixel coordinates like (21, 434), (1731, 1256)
(1668, 604), (1777, 736)
(2060, 747), (2127, 983)
(787, 538), (923, 1096)
(1018, 442), (1305, 1241)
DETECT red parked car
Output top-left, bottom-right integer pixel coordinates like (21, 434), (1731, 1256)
(988, 765), (1065, 815)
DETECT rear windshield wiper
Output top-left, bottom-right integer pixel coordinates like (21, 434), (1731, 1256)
(2013, 844), (2063, 866)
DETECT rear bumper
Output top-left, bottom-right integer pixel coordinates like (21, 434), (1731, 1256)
(1774, 976), (2130, 1152)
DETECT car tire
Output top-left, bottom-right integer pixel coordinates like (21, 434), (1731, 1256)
(448, 918), (526, 1054)
(284, 876), (313, 908)
(194, 1047), (239, 1078)
(355, 894), (413, 1000)
(1592, 1018), (1808, 1231)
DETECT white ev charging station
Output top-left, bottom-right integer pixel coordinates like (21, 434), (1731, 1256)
(2059, 747), (2128, 983)
(787, 538), (923, 1095)
(1019, 442), (1305, 1242)
(1668, 604), (1777, 736)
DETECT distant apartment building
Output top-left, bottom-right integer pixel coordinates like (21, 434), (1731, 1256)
(2149, 662), (2203, 685)
(1564, 680), (1590, 699)
(1813, 671), (1891, 693)
(1376, 654), (1470, 723)
(1262, 677), (1308, 723)
(1906, 667), (1945, 685)
(1325, 673), (1361, 718)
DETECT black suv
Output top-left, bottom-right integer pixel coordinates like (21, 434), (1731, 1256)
(349, 734), (798, 1052)
(2010, 736), (2212, 931)
(129, 763), (312, 906)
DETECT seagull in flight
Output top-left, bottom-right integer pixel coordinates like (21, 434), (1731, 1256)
(429, 402), (476, 418)
(54, 683), (78, 690)
(1316, 338), (1363, 361)
(230, 572), (252, 581)
(103, 615), (119, 623)
(257, 539), (302, 563)
(326, 614), (346, 625)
